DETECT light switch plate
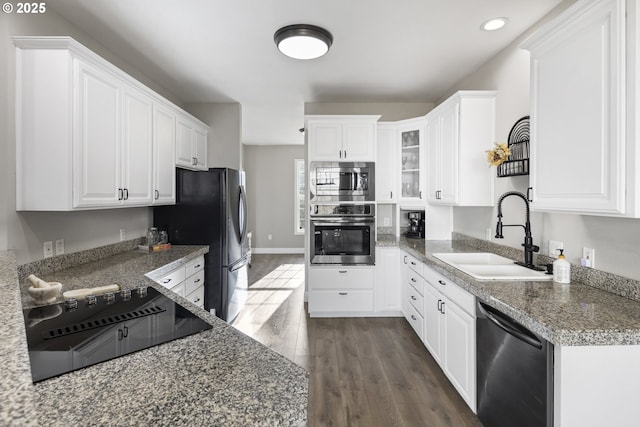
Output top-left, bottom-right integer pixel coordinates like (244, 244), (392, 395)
(582, 247), (595, 268)
(55, 239), (64, 255)
(548, 240), (563, 257)
(43, 241), (53, 258)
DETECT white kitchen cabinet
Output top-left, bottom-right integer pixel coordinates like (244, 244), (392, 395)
(307, 266), (376, 316)
(176, 115), (208, 171)
(155, 255), (205, 308)
(522, 0), (631, 216)
(398, 117), (427, 203)
(13, 36), (205, 210)
(422, 278), (443, 364)
(152, 104), (176, 205)
(376, 123), (397, 202)
(401, 252), (426, 341)
(305, 115), (379, 162)
(375, 247), (402, 315)
(426, 91), (496, 206)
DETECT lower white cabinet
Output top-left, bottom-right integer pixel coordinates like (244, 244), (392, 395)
(401, 250), (476, 413)
(375, 247), (402, 315)
(155, 255), (205, 309)
(308, 266), (375, 316)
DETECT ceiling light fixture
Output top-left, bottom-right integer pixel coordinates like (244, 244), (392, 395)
(481, 17), (509, 31)
(274, 24), (333, 60)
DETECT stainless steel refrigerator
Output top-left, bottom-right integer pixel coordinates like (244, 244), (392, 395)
(153, 168), (249, 322)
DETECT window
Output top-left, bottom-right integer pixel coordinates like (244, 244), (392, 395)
(294, 159), (305, 235)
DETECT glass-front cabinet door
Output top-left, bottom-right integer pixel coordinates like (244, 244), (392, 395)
(398, 117), (426, 203)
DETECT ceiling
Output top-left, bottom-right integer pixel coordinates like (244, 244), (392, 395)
(48, 0), (563, 145)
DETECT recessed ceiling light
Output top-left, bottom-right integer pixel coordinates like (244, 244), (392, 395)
(274, 24), (333, 60)
(481, 17), (509, 31)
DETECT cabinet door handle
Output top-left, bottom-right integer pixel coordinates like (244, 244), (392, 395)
(344, 150), (347, 158)
(437, 299), (441, 311)
(440, 301), (445, 314)
(438, 280), (446, 286)
(338, 270), (348, 273)
(338, 292), (348, 296)
(390, 191), (393, 199)
(124, 188), (129, 200)
(123, 325), (129, 338)
(527, 187), (533, 202)
(118, 188), (123, 200)
(411, 295), (417, 301)
(155, 189), (159, 200)
(162, 278), (172, 284)
(419, 191), (422, 199)
(339, 150), (342, 159)
(404, 256), (407, 264)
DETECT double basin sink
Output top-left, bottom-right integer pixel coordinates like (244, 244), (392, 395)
(432, 252), (552, 281)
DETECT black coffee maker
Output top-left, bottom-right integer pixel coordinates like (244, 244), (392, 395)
(406, 211), (425, 238)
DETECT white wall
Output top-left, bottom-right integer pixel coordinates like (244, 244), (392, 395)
(243, 145), (305, 252)
(445, 0), (640, 281)
(185, 103), (243, 170)
(0, 9), (181, 263)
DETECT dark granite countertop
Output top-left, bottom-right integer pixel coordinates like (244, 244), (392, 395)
(3, 246), (308, 426)
(389, 235), (640, 346)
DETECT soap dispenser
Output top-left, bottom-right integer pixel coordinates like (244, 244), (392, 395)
(553, 249), (571, 284)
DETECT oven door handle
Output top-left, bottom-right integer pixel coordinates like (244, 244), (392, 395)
(311, 221), (373, 227)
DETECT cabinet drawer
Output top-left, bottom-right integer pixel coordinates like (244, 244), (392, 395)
(308, 267), (374, 290)
(185, 256), (205, 276)
(407, 282), (424, 317)
(171, 280), (186, 298)
(186, 285), (205, 308)
(423, 267), (475, 316)
(309, 290), (374, 313)
(405, 254), (424, 276)
(405, 301), (424, 339)
(185, 269), (204, 296)
(406, 270), (424, 294)
(156, 267), (186, 290)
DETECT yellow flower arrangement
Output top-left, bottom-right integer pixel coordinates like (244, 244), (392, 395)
(486, 142), (511, 166)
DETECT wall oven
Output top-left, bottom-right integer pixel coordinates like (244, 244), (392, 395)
(310, 204), (375, 265)
(310, 162), (375, 202)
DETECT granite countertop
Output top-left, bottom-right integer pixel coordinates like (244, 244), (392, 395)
(4, 247), (308, 426)
(389, 235), (640, 347)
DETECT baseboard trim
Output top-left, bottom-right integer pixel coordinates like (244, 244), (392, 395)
(252, 247), (304, 254)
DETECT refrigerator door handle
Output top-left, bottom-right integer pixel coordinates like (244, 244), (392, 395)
(227, 255), (249, 272)
(238, 185), (248, 246)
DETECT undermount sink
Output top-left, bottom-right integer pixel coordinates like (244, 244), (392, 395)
(432, 252), (552, 281)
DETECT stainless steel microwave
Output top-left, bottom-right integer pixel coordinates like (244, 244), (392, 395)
(309, 162), (375, 202)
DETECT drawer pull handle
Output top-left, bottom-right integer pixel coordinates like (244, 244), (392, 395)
(194, 298), (201, 303)
(194, 264), (201, 268)
(411, 295), (417, 300)
(194, 278), (201, 283)
(438, 280), (446, 286)
(411, 261), (416, 266)
(338, 270), (348, 273)
(411, 315), (417, 321)
(338, 292), (348, 295)
(411, 278), (417, 282)
(162, 278), (172, 284)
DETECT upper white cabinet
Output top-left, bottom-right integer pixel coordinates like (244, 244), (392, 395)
(426, 91), (496, 206)
(376, 122), (397, 202)
(398, 117), (427, 203)
(522, 0), (635, 216)
(13, 36), (207, 211)
(176, 114), (208, 171)
(306, 115), (379, 162)
(153, 104), (177, 205)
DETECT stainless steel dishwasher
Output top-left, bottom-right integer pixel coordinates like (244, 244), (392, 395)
(476, 301), (554, 427)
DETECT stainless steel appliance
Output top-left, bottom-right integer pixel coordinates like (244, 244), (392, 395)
(477, 300), (554, 427)
(22, 286), (212, 383)
(310, 203), (375, 265)
(309, 162), (375, 202)
(406, 211), (425, 238)
(154, 168), (249, 322)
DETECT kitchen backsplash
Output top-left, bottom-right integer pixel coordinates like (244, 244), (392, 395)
(17, 237), (144, 283)
(453, 232), (640, 304)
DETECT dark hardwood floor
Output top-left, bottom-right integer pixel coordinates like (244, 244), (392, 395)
(232, 254), (482, 427)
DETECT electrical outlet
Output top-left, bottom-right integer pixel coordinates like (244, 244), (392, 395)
(582, 247), (595, 268)
(120, 228), (126, 241)
(55, 239), (64, 255)
(383, 217), (391, 226)
(43, 241), (53, 259)
(548, 240), (564, 257)
(268, 234), (273, 240)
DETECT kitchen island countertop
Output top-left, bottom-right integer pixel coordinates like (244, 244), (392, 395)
(3, 246), (307, 426)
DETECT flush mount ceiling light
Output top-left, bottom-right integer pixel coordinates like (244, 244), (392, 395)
(274, 24), (333, 60)
(481, 17), (509, 31)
